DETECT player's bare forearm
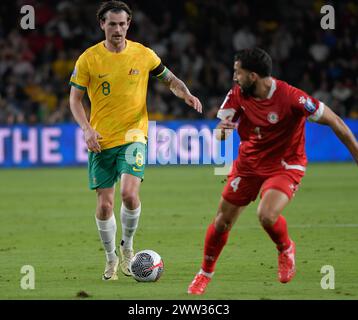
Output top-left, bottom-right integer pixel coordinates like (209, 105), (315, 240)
(69, 101), (90, 130)
(317, 105), (358, 164)
(160, 69), (202, 113)
(69, 86), (90, 130)
(331, 119), (358, 164)
(165, 73), (190, 99)
(159, 69), (189, 98)
(69, 86), (102, 153)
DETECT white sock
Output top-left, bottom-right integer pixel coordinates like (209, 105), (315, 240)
(120, 202), (141, 250)
(199, 269), (214, 278)
(95, 214), (117, 262)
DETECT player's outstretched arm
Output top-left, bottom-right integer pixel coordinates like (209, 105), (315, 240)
(69, 86), (102, 153)
(159, 69), (202, 113)
(215, 119), (238, 141)
(316, 105), (358, 164)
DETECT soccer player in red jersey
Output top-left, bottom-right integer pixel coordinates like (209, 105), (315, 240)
(188, 48), (358, 295)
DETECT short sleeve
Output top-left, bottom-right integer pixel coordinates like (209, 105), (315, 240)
(288, 85), (325, 122)
(69, 54), (90, 91)
(217, 86), (242, 121)
(146, 48), (161, 72)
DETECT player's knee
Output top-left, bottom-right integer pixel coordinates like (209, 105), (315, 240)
(257, 207), (278, 226)
(97, 200), (114, 218)
(121, 189), (139, 209)
(214, 212), (234, 232)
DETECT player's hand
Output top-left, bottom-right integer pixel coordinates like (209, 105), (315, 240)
(184, 94), (202, 113)
(83, 126), (102, 153)
(217, 119), (238, 130)
(215, 119), (238, 140)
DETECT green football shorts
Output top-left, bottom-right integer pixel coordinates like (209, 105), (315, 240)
(88, 142), (146, 190)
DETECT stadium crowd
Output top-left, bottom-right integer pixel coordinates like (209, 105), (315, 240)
(0, 0), (357, 125)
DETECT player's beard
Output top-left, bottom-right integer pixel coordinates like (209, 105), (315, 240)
(240, 80), (257, 98)
(111, 34), (122, 46)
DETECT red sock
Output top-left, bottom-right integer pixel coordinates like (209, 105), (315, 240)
(201, 223), (229, 273)
(263, 215), (291, 251)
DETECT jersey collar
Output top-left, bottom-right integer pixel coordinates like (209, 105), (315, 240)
(266, 78), (277, 99)
(100, 39), (130, 55)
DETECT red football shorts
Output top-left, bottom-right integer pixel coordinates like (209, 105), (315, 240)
(222, 166), (304, 207)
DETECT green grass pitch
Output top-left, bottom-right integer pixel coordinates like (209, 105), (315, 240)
(0, 163), (357, 300)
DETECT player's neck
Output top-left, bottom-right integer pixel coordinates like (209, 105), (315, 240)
(253, 77), (273, 100)
(103, 39), (127, 53)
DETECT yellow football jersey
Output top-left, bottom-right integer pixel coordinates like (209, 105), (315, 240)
(70, 40), (161, 149)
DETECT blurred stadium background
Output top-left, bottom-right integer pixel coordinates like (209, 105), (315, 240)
(0, 0), (357, 167)
(1, 0), (358, 125)
(0, 0), (357, 300)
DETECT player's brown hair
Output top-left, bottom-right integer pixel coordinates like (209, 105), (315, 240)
(96, 1), (132, 22)
(235, 48), (272, 77)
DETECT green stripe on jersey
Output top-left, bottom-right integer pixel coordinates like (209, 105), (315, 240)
(69, 81), (86, 91)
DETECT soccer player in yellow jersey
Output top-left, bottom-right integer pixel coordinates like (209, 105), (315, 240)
(69, 1), (202, 280)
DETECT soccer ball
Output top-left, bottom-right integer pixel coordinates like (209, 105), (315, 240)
(130, 249), (164, 282)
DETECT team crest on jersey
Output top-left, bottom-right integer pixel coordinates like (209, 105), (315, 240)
(267, 112), (279, 124)
(129, 68), (140, 75)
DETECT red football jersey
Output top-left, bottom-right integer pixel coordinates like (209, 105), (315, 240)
(217, 79), (325, 176)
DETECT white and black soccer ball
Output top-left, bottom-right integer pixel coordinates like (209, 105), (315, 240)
(130, 250), (164, 282)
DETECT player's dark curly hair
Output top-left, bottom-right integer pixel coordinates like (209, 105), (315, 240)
(235, 48), (272, 77)
(96, 1), (132, 22)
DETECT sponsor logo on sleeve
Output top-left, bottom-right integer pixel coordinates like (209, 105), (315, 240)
(299, 96), (306, 104)
(300, 96), (316, 113)
(304, 98), (317, 113)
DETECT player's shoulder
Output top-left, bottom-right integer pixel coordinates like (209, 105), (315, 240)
(273, 79), (310, 109)
(219, 84), (242, 111)
(127, 40), (154, 54)
(127, 39), (146, 50)
(274, 78), (290, 91)
(77, 42), (103, 61)
(275, 78), (303, 95)
(230, 84), (242, 98)
(274, 78), (302, 101)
